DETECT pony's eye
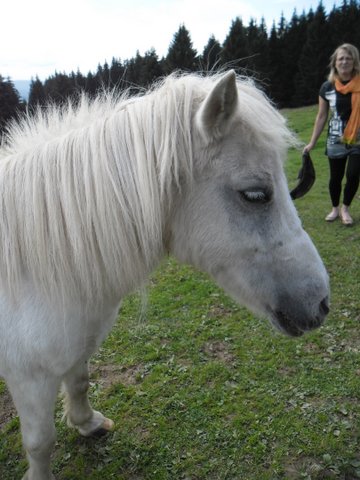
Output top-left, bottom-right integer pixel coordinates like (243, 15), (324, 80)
(240, 190), (270, 203)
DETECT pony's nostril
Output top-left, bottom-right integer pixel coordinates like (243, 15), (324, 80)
(319, 296), (330, 317)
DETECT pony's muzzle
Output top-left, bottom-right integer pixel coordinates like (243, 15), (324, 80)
(272, 295), (330, 337)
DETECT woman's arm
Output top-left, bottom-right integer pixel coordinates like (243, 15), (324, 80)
(303, 96), (329, 152)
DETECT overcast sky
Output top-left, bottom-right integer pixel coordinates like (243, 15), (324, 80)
(2, 0), (340, 81)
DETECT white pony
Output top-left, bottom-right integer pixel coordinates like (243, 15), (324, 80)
(0, 71), (329, 479)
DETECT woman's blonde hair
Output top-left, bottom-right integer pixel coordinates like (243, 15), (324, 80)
(328, 43), (360, 82)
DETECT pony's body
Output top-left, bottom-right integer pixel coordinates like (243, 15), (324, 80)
(0, 71), (329, 479)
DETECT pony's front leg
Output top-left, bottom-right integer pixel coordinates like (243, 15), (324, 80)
(62, 360), (114, 437)
(7, 374), (59, 480)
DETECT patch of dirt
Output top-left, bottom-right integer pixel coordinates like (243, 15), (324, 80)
(90, 363), (145, 389)
(0, 385), (16, 430)
(284, 456), (337, 479)
(207, 304), (233, 318)
(278, 366), (297, 376)
(201, 340), (236, 364)
(302, 342), (322, 354)
(285, 457), (332, 480)
(133, 424), (151, 440)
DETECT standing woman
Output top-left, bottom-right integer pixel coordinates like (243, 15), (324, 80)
(304, 43), (360, 225)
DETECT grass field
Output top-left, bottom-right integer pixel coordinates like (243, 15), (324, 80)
(1, 105), (360, 479)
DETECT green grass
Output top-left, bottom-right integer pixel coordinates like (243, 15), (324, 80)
(1, 105), (360, 479)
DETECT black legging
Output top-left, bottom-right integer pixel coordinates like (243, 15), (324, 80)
(328, 154), (360, 206)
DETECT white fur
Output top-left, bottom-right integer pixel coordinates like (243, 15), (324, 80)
(0, 71), (329, 479)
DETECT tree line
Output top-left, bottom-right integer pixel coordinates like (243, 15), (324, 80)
(1, 0), (360, 136)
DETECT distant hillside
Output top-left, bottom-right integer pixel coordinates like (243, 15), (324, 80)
(13, 80), (31, 101)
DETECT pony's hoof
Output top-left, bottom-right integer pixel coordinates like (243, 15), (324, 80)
(76, 411), (114, 437)
(89, 417), (115, 438)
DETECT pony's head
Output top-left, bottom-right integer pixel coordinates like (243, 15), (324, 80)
(168, 71), (329, 336)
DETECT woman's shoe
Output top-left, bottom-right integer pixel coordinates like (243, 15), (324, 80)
(340, 208), (353, 226)
(325, 210), (339, 222)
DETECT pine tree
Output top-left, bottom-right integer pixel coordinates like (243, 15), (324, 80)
(267, 22), (284, 105)
(281, 10), (308, 106)
(140, 49), (163, 86)
(110, 57), (125, 91)
(0, 75), (25, 136)
(84, 71), (98, 97)
(43, 72), (76, 104)
(74, 69), (87, 91)
(201, 35), (222, 71)
(277, 12), (287, 38)
(102, 62), (111, 88)
(221, 17), (249, 73)
(165, 25), (198, 73)
(28, 76), (46, 108)
(293, 3), (332, 106)
(95, 63), (105, 90)
(123, 52), (145, 91)
(328, 0), (360, 48)
(246, 18), (269, 82)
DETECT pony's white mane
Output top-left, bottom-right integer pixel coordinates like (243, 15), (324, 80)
(0, 72), (294, 305)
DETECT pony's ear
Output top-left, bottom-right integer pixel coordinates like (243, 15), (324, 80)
(196, 70), (238, 137)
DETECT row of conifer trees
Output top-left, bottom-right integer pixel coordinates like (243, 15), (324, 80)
(1, 0), (360, 135)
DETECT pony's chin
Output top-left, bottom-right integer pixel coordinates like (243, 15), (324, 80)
(268, 310), (305, 337)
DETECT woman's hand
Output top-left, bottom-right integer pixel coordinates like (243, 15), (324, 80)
(303, 143), (313, 154)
